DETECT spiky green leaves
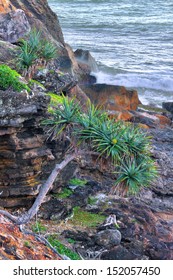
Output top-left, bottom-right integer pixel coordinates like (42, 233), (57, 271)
(43, 95), (158, 195)
(17, 28), (57, 72)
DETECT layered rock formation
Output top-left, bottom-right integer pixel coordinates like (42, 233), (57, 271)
(0, 90), (54, 207)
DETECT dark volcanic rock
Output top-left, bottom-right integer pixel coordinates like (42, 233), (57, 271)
(162, 102), (173, 114)
(101, 245), (136, 260)
(94, 229), (121, 248)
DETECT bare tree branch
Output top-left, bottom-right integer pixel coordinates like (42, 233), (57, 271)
(0, 154), (76, 225)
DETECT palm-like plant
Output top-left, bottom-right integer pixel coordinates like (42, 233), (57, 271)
(43, 95), (80, 139)
(41, 41), (57, 63)
(114, 158), (158, 195)
(44, 95), (158, 195)
(17, 29), (57, 78)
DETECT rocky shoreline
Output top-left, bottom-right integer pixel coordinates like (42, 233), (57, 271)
(0, 0), (173, 260)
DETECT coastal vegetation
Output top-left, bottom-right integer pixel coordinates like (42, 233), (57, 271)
(17, 29), (57, 78)
(44, 95), (158, 196)
(0, 64), (30, 92)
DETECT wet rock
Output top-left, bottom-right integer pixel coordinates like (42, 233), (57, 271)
(74, 49), (98, 73)
(0, 40), (17, 67)
(0, 0), (15, 13)
(132, 111), (160, 128)
(162, 102), (173, 114)
(94, 229), (121, 248)
(81, 83), (140, 111)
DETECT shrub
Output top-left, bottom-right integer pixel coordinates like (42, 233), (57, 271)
(17, 28), (57, 77)
(43, 95), (158, 195)
(0, 64), (30, 92)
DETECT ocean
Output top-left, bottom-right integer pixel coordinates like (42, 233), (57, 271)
(48, 0), (173, 107)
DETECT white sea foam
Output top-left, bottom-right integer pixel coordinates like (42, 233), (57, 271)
(49, 0), (173, 106)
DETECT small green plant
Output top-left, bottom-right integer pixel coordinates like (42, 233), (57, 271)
(47, 235), (81, 260)
(67, 238), (76, 244)
(23, 240), (32, 248)
(69, 206), (105, 228)
(115, 158), (158, 195)
(0, 64), (30, 92)
(40, 40), (57, 62)
(69, 178), (87, 187)
(17, 28), (57, 77)
(87, 196), (98, 205)
(55, 187), (73, 199)
(32, 221), (47, 233)
(43, 95), (80, 139)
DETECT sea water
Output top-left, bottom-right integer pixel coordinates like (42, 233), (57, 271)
(48, 0), (173, 106)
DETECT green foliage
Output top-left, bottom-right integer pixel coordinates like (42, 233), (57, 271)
(69, 178), (87, 186)
(32, 221), (47, 233)
(47, 235), (81, 260)
(69, 206), (105, 228)
(17, 28), (57, 71)
(40, 40), (57, 61)
(0, 64), (30, 92)
(23, 240), (32, 248)
(55, 187), (73, 199)
(87, 196), (98, 205)
(43, 95), (158, 195)
(115, 158), (158, 195)
(43, 95), (80, 139)
(67, 238), (76, 244)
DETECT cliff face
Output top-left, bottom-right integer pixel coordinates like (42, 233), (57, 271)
(0, 0), (65, 45)
(0, 90), (54, 208)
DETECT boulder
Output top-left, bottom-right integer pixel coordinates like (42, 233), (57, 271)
(162, 102), (173, 114)
(94, 229), (121, 248)
(0, 40), (17, 67)
(81, 83), (140, 111)
(132, 111), (160, 128)
(155, 114), (172, 127)
(0, 9), (30, 42)
(74, 49), (98, 73)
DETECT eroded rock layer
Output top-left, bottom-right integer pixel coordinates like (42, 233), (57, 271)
(0, 90), (54, 207)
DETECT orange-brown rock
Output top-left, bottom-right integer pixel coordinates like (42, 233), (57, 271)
(117, 110), (134, 121)
(81, 84), (141, 111)
(155, 114), (172, 127)
(0, 214), (61, 260)
(0, 0), (14, 13)
(138, 123), (150, 129)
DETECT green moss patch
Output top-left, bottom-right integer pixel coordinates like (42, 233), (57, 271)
(69, 206), (105, 228)
(0, 64), (30, 92)
(47, 235), (81, 260)
(68, 178), (88, 187)
(54, 187), (73, 199)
